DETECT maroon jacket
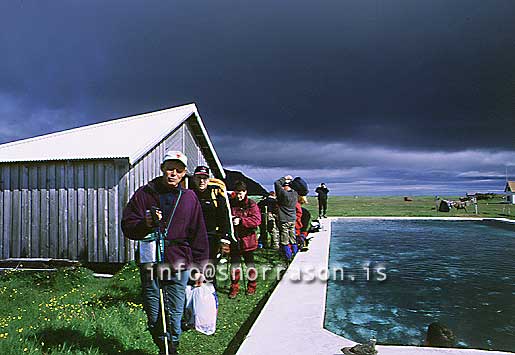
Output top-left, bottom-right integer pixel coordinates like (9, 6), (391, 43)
(230, 196), (261, 252)
(121, 177), (209, 270)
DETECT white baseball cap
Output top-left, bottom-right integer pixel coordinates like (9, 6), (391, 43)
(162, 150), (188, 167)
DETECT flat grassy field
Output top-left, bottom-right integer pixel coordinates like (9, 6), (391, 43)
(0, 250), (285, 355)
(1, 196), (512, 354)
(302, 196), (514, 220)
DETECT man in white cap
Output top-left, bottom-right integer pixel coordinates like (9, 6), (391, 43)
(122, 151), (209, 355)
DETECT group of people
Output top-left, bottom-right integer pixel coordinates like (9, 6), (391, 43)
(255, 178), (329, 262)
(267, 175), (308, 261)
(121, 150), (279, 354)
(120, 150), (331, 354)
(120, 153), (460, 355)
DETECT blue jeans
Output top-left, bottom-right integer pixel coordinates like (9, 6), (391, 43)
(139, 265), (190, 350)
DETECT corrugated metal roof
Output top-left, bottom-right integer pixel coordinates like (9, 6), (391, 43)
(0, 104), (223, 176)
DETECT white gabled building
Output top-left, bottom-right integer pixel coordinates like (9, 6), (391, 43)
(505, 181), (515, 204)
(0, 103), (224, 263)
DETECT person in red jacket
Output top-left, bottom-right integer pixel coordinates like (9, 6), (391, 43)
(229, 181), (262, 298)
(295, 196), (309, 251)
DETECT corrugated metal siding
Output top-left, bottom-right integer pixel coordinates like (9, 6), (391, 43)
(126, 125), (184, 262)
(184, 123), (199, 171)
(0, 118), (214, 263)
(127, 120), (203, 194)
(0, 159), (129, 262)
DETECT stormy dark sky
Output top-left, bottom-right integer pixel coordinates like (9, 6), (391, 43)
(1, 0), (514, 195)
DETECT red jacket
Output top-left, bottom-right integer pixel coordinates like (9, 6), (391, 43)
(295, 202), (303, 236)
(230, 197), (261, 252)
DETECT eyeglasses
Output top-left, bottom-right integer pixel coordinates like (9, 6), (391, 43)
(164, 166), (186, 173)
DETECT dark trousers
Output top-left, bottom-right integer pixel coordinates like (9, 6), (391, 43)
(230, 249), (257, 291)
(318, 197), (328, 216)
(205, 236), (219, 288)
(230, 249), (255, 269)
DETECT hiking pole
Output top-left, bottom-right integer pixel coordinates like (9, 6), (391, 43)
(158, 279), (169, 355)
(152, 206), (170, 355)
(157, 232), (170, 355)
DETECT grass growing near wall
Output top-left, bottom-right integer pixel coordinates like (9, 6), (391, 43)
(303, 196), (514, 220)
(0, 249), (285, 355)
(2, 196), (511, 354)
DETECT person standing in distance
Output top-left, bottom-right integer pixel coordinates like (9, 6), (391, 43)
(315, 183), (329, 218)
(121, 151), (208, 355)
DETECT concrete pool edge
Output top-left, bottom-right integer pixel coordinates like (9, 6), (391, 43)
(235, 217), (514, 355)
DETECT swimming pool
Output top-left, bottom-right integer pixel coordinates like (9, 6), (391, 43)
(325, 219), (515, 352)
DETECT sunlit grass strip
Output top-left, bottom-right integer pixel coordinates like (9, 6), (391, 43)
(0, 249), (285, 355)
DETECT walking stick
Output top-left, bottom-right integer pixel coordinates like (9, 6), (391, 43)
(159, 285), (169, 355)
(152, 190), (182, 355)
(156, 229), (170, 355)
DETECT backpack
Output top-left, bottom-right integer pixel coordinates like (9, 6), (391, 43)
(300, 207), (311, 233)
(291, 177), (309, 196)
(208, 178), (236, 242)
(207, 178), (227, 208)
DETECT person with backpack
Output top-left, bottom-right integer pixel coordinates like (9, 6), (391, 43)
(257, 191), (280, 250)
(121, 151), (208, 355)
(274, 175), (299, 261)
(315, 183), (329, 218)
(191, 165), (232, 289)
(229, 181), (261, 298)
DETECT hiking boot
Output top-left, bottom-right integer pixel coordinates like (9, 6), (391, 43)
(158, 340), (178, 355)
(229, 268), (241, 299)
(160, 347), (178, 355)
(281, 244), (293, 261)
(246, 268), (257, 296)
(181, 320), (194, 331)
(229, 286), (239, 298)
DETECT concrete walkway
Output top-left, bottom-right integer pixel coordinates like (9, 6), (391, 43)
(236, 217), (512, 355)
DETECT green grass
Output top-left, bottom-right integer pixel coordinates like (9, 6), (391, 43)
(303, 196), (514, 220)
(2, 196), (512, 354)
(0, 249), (285, 355)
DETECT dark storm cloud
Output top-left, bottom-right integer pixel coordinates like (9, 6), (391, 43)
(218, 134), (515, 194)
(1, 0), (514, 194)
(214, 135), (515, 171)
(1, 0), (515, 150)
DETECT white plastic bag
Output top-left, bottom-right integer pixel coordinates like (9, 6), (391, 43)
(191, 283), (218, 335)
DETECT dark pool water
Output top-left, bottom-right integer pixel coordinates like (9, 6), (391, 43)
(325, 219), (515, 352)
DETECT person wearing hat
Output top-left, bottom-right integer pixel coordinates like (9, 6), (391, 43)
(122, 151), (209, 355)
(228, 180), (261, 298)
(191, 165), (231, 288)
(274, 175), (299, 261)
(257, 191), (280, 250)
